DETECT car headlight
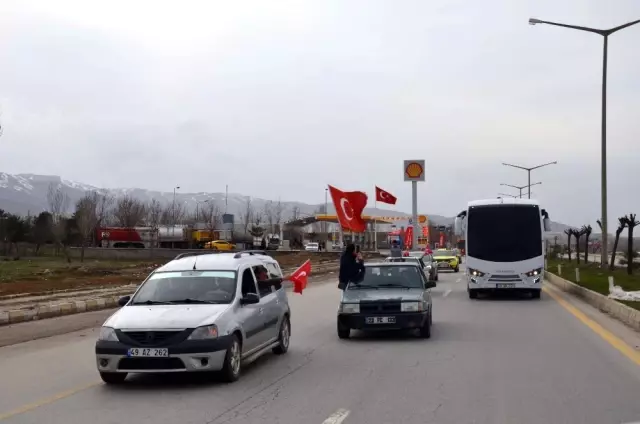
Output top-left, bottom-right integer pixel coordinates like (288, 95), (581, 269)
(188, 325), (219, 340)
(339, 303), (360, 314)
(98, 327), (119, 342)
(525, 268), (543, 277)
(468, 268), (485, 277)
(401, 302), (424, 312)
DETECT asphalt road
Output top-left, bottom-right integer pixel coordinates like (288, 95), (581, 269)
(1, 266), (640, 424)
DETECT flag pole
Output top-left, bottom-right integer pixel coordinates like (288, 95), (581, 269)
(374, 197), (378, 252)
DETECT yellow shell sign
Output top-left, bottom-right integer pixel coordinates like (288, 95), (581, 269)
(403, 159), (426, 182)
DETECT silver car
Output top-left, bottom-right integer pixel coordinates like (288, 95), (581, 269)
(337, 262), (435, 339)
(404, 251), (439, 282)
(95, 251), (291, 384)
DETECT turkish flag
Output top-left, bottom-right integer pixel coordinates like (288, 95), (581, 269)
(328, 185), (368, 233)
(375, 186), (397, 205)
(289, 260), (311, 294)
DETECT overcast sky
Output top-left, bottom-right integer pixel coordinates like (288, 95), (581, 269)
(1, 0), (639, 227)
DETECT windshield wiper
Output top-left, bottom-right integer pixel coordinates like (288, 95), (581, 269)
(131, 300), (173, 305)
(167, 298), (220, 304)
(377, 283), (412, 289)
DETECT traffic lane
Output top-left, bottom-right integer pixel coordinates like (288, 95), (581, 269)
(0, 275), (349, 421)
(0, 272), (460, 423)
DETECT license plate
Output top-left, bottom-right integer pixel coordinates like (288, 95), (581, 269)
(496, 283), (515, 289)
(366, 316), (396, 324)
(438, 263), (449, 267)
(127, 348), (169, 357)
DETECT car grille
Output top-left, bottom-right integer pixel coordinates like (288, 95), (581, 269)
(118, 358), (185, 371)
(120, 331), (184, 346)
(360, 302), (401, 314)
(488, 274), (522, 282)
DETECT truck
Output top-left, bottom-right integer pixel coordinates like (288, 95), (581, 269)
(454, 198), (551, 299)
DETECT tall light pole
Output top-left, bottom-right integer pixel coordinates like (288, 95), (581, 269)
(324, 188), (328, 234)
(528, 18), (640, 267)
(196, 199), (210, 222)
(502, 162), (556, 199)
(500, 182), (542, 198)
(172, 186), (180, 227)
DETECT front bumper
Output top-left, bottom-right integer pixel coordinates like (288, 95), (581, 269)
(435, 261), (458, 270)
(467, 275), (542, 291)
(95, 335), (233, 374)
(338, 312), (428, 331)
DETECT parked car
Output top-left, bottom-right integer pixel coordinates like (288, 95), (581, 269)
(305, 242), (320, 252)
(204, 240), (236, 251)
(95, 251), (291, 384)
(337, 261), (435, 339)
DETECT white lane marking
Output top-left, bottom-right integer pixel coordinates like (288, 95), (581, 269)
(443, 289), (452, 297)
(456, 278), (461, 283)
(323, 408), (350, 424)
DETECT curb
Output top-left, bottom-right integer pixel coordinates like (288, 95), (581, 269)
(0, 263), (340, 327)
(545, 271), (640, 331)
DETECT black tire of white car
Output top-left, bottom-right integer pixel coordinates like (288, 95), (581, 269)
(220, 335), (242, 382)
(100, 372), (127, 385)
(531, 290), (541, 299)
(454, 266), (460, 272)
(272, 316), (290, 355)
(469, 290), (478, 299)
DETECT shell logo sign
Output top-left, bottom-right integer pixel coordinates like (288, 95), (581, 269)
(403, 159), (426, 182)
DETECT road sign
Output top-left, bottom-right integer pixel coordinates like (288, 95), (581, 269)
(403, 160), (426, 182)
(418, 215), (427, 224)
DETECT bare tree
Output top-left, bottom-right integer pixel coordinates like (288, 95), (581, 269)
(610, 217), (628, 271)
(582, 225), (592, 263)
(160, 202), (185, 225)
(291, 205), (301, 221)
(47, 183), (71, 259)
(564, 228), (573, 262)
(147, 199), (163, 251)
(113, 195), (147, 227)
(201, 201), (222, 243)
(273, 200), (284, 234)
(574, 227), (584, 265)
(240, 197), (254, 235)
(263, 201), (275, 234)
(75, 193), (99, 262)
(625, 214), (639, 275)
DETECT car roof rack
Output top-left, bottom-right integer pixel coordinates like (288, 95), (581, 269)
(174, 251), (213, 260)
(233, 250), (268, 259)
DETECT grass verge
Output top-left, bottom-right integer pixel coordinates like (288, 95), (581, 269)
(547, 257), (640, 311)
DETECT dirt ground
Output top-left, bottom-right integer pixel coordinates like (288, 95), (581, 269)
(0, 251), (373, 297)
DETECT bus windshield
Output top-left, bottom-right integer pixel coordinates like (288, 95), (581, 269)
(467, 205), (542, 262)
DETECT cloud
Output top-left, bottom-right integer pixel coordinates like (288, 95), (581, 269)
(0, 0), (639, 228)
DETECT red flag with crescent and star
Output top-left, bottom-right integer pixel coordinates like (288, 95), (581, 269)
(375, 186), (397, 205)
(328, 185), (368, 233)
(289, 259), (311, 294)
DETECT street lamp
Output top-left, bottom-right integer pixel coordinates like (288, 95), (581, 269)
(502, 162), (556, 199)
(528, 17), (640, 267)
(196, 199), (210, 222)
(172, 186), (180, 227)
(498, 192), (518, 198)
(500, 182), (542, 198)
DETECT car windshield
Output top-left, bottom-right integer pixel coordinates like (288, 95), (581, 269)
(349, 266), (424, 289)
(385, 257), (420, 264)
(131, 271), (237, 304)
(408, 251), (424, 257)
(433, 250), (454, 257)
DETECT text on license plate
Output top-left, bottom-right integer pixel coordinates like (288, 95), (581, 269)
(496, 283), (516, 289)
(366, 316), (396, 324)
(127, 348), (169, 357)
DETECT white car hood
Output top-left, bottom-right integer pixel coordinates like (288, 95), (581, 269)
(104, 304), (230, 329)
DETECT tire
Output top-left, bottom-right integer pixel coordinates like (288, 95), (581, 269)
(99, 372), (127, 385)
(434, 272), (439, 281)
(272, 316), (291, 355)
(337, 320), (351, 339)
(454, 266), (460, 273)
(531, 290), (541, 299)
(220, 334), (242, 382)
(419, 311), (432, 338)
(468, 290), (478, 299)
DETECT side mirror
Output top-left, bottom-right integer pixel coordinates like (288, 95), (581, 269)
(425, 280), (437, 289)
(454, 217), (462, 236)
(118, 296), (131, 307)
(543, 217), (551, 232)
(240, 293), (260, 305)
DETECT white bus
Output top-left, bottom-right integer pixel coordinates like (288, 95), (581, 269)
(454, 198), (551, 299)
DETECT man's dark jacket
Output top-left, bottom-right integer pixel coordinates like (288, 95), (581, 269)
(338, 246), (365, 290)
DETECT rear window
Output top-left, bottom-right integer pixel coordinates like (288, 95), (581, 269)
(434, 250), (454, 257)
(348, 265), (424, 289)
(132, 271), (237, 304)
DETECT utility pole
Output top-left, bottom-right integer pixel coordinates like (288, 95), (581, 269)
(528, 18), (640, 266)
(500, 182), (542, 198)
(502, 162), (556, 199)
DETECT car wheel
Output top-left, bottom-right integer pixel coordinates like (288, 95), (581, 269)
(468, 290), (478, 299)
(454, 266), (460, 272)
(220, 335), (242, 382)
(99, 372), (127, 385)
(272, 317), (291, 355)
(435, 272), (439, 281)
(531, 289), (541, 300)
(337, 321), (350, 339)
(419, 312), (432, 339)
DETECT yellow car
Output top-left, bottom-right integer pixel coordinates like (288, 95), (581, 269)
(432, 249), (460, 272)
(204, 240), (236, 251)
